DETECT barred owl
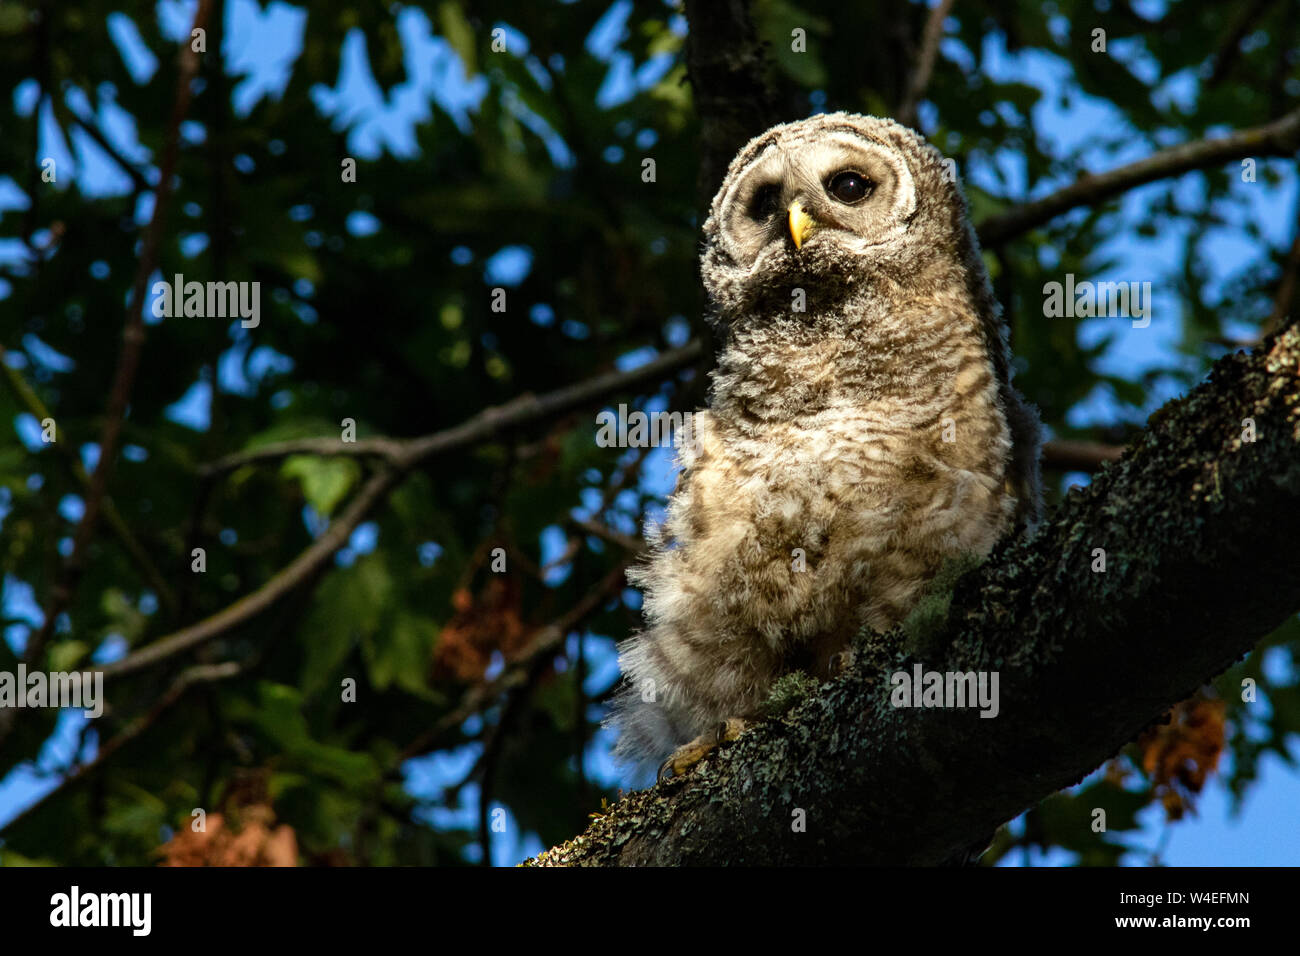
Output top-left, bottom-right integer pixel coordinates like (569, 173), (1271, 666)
(610, 113), (1042, 779)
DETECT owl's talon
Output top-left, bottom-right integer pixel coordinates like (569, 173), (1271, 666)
(656, 757), (682, 783)
(658, 718), (752, 782)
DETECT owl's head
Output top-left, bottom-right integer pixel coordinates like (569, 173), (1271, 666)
(701, 113), (971, 322)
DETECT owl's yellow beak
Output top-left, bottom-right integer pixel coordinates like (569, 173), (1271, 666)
(788, 199), (816, 249)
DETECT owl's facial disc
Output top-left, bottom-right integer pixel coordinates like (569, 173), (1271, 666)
(715, 129), (919, 298)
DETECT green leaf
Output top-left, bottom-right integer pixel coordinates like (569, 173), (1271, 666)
(437, 2), (476, 77)
(282, 455), (360, 516)
(0, 3), (28, 36)
(243, 682), (380, 788)
(299, 554), (393, 695)
(362, 611), (434, 694)
(48, 640), (89, 673)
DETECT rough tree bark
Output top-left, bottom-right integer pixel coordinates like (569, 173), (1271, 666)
(530, 326), (1300, 865)
(681, 0), (779, 212)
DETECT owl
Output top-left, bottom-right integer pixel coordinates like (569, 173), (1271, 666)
(610, 113), (1042, 779)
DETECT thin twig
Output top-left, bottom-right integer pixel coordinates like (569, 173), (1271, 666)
(0, 661), (241, 836)
(24, 0), (215, 668)
(976, 108), (1300, 247)
(475, 666), (537, 867)
(199, 341), (705, 476)
(1263, 196), (1300, 335)
(897, 0), (956, 130)
(66, 109), (151, 193)
(200, 437), (408, 475)
(396, 564), (630, 766)
(1204, 0), (1277, 89)
(0, 346), (178, 612)
(99, 466), (402, 682)
(568, 516), (647, 555)
(21, 1), (51, 256)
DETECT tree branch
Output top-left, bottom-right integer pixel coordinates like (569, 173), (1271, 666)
(1264, 194), (1300, 336)
(86, 343), (701, 687)
(396, 564), (631, 765)
(1204, 0), (1277, 89)
(896, 0), (956, 130)
(976, 108), (1300, 247)
(1040, 439), (1124, 473)
(0, 346), (178, 613)
(66, 108), (151, 194)
(198, 341), (704, 477)
(681, 0), (780, 212)
(23, 0), (214, 667)
(0, 661), (242, 836)
(97, 466), (403, 682)
(530, 325), (1300, 865)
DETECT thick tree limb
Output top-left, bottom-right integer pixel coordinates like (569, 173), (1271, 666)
(531, 325), (1300, 865)
(681, 0), (780, 211)
(976, 108), (1300, 247)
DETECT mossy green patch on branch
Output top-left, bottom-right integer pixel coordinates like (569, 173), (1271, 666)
(901, 551), (986, 658)
(761, 669), (821, 717)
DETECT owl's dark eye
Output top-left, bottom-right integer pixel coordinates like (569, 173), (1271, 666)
(748, 184), (781, 221)
(827, 170), (873, 204)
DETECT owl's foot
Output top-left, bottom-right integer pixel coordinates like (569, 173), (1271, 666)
(828, 648), (855, 676)
(657, 717), (751, 783)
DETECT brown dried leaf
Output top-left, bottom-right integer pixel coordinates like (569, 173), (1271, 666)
(434, 576), (526, 682)
(157, 803), (298, 867)
(1138, 695), (1226, 820)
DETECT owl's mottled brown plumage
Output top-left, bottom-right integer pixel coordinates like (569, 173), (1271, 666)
(611, 113), (1042, 770)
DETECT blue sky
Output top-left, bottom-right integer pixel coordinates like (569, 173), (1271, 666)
(1, 0), (1297, 867)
